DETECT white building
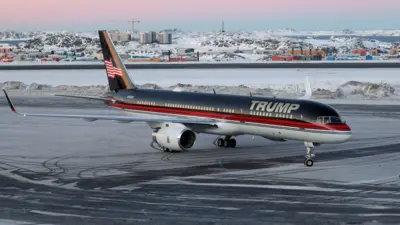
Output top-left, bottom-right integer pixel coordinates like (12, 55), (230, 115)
(149, 31), (157, 42)
(157, 32), (172, 44)
(109, 31), (120, 42)
(139, 32), (152, 44)
(119, 32), (131, 42)
(109, 31), (131, 42)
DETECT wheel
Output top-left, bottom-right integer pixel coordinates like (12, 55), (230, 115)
(164, 148), (170, 152)
(217, 138), (225, 147)
(304, 159), (313, 167)
(227, 139), (236, 148)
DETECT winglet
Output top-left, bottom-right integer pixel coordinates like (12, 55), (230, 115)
(298, 76), (312, 100)
(3, 89), (18, 113)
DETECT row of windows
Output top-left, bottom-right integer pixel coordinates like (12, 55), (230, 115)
(135, 101), (237, 114)
(250, 111), (293, 119)
(165, 103), (224, 112)
(134, 100), (293, 119)
(137, 101), (156, 106)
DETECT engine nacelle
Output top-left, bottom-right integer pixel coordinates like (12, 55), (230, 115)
(152, 124), (196, 151)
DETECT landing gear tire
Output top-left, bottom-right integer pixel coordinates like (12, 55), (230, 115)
(164, 148), (170, 152)
(304, 159), (313, 167)
(217, 138), (225, 147)
(216, 137), (236, 148)
(227, 139), (236, 148)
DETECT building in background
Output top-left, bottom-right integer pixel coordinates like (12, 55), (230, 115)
(139, 31), (161, 44)
(118, 32), (131, 42)
(150, 31), (157, 42)
(109, 31), (131, 42)
(157, 32), (172, 44)
(352, 48), (367, 56)
(0, 44), (13, 57)
(280, 48), (325, 56)
(139, 32), (152, 44)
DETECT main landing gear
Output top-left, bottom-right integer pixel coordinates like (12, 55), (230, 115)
(214, 135), (237, 148)
(304, 142), (316, 167)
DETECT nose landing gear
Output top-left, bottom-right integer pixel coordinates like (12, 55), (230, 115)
(304, 142), (316, 167)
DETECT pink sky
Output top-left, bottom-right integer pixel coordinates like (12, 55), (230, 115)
(5, 0), (399, 21)
(2, 0), (400, 30)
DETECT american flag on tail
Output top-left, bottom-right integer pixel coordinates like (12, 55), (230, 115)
(104, 60), (123, 78)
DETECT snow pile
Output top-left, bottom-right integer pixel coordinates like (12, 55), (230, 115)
(0, 81), (27, 90)
(26, 82), (53, 91)
(1, 81), (53, 91)
(167, 83), (275, 96)
(2, 80), (397, 100)
(334, 81), (396, 99)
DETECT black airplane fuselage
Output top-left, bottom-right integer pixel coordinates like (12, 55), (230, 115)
(104, 88), (349, 132)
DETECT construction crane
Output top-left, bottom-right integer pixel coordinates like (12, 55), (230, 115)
(128, 18), (140, 35)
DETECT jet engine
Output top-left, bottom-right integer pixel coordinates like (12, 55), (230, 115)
(152, 123), (196, 151)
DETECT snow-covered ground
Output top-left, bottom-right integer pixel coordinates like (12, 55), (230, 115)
(1, 68), (400, 104)
(0, 219), (43, 225)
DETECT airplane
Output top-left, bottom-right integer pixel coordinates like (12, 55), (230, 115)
(3, 30), (352, 167)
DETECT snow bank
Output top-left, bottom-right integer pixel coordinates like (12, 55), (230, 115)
(1, 80), (397, 100)
(334, 81), (395, 99)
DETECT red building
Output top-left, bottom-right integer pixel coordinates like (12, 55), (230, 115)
(352, 49), (367, 56)
(271, 55), (299, 61)
(0, 44), (12, 54)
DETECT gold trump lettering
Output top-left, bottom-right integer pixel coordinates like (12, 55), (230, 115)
(250, 100), (300, 114)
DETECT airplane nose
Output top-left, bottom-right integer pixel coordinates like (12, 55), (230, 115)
(343, 131), (352, 141)
(341, 124), (352, 141)
(344, 123), (351, 132)
(326, 123), (352, 142)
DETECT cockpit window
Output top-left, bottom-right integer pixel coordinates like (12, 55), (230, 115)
(316, 116), (345, 124)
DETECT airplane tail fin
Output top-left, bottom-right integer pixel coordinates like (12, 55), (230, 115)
(98, 30), (137, 92)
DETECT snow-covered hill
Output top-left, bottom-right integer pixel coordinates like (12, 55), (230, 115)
(1, 29), (400, 62)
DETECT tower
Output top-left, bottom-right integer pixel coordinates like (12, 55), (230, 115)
(128, 18), (140, 35)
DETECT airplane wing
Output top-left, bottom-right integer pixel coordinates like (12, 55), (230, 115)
(3, 90), (216, 125)
(298, 76), (312, 100)
(53, 94), (115, 102)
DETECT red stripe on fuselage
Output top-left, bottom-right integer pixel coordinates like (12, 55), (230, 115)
(106, 102), (351, 132)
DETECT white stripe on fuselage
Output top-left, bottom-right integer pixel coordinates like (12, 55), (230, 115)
(111, 107), (351, 144)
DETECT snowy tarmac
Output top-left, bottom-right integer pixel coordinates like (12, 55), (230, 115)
(0, 96), (400, 224)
